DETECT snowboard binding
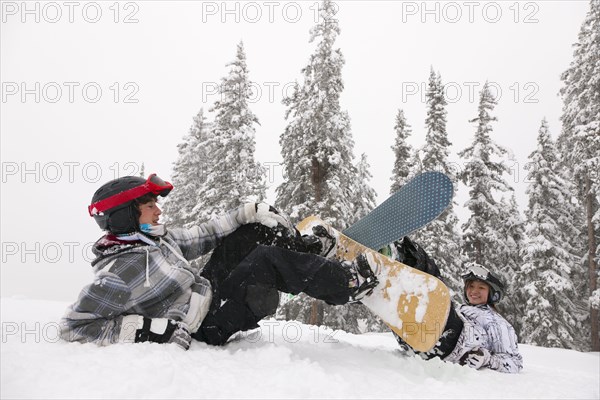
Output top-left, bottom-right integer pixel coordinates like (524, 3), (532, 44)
(311, 224), (337, 259)
(348, 254), (379, 303)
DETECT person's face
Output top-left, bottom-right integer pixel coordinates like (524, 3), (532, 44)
(138, 199), (162, 226)
(465, 280), (490, 305)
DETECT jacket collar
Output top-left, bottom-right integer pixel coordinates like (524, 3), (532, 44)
(91, 233), (154, 266)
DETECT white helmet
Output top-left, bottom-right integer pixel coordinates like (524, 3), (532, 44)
(461, 263), (505, 304)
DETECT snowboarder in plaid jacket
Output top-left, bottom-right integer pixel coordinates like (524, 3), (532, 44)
(60, 174), (377, 349)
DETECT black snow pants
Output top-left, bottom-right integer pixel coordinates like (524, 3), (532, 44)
(193, 223), (353, 346)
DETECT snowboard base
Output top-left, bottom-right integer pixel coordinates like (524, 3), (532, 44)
(343, 171), (453, 250)
(298, 216), (451, 352)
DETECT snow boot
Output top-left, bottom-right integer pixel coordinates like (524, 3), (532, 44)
(348, 253), (379, 303)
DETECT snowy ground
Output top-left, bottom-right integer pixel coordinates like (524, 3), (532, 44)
(1, 297), (598, 399)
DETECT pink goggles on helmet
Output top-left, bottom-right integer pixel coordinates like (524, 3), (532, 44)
(88, 173), (173, 216)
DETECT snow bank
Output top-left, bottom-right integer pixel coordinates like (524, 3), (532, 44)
(1, 297), (598, 399)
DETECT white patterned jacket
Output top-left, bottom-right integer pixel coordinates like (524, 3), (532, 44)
(444, 304), (523, 373)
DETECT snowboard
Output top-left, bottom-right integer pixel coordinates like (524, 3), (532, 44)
(343, 171), (453, 250)
(297, 216), (451, 352)
(296, 172), (454, 352)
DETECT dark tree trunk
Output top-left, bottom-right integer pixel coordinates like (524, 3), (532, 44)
(585, 175), (599, 351)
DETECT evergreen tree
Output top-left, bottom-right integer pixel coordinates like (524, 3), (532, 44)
(202, 42), (266, 217)
(412, 68), (463, 297)
(559, 0), (600, 351)
(458, 82), (514, 274)
(275, 0), (380, 329)
(276, 0), (358, 230)
(162, 108), (214, 228)
(408, 148), (424, 177)
(390, 109), (414, 194)
(519, 119), (581, 348)
(496, 192), (526, 334)
(354, 153), (377, 221)
(421, 68), (451, 172)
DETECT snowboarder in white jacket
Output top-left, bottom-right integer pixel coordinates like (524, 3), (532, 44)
(60, 174), (378, 349)
(387, 238), (523, 373)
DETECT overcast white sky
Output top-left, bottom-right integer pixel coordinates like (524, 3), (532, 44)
(0, 0), (590, 300)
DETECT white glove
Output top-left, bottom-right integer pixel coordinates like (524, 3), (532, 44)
(462, 348), (491, 370)
(235, 202), (296, 232)
(184, 277), (213, 333)
(255, 203), (295, 232)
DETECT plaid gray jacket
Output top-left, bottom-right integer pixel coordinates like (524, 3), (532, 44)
(60, 204), (256, 346)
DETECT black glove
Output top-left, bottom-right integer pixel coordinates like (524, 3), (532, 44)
(460, 348), (491, 369)
(135, 317), (191, 350)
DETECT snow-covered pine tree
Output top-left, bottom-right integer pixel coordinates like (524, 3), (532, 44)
(162, 108), (214, 228)
(411, 68), (463, 298)
(390, 109), (414, 194)
(354, 153), (377, 221)
(458, 82), (515, 279)
(408, 148), (424, 177)
(275, 0), (358, 230)
(421, 68), (451, 172)
(519, 118), (581, 349)
(275, 0), (381, 330)
(202, 42), (266, 217)
(559, 0), (600, 351)
(495, 192), (526, 335)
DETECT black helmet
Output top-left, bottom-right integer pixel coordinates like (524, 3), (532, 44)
(461, 263), (504, 304)
(88, 174), (173, 234)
